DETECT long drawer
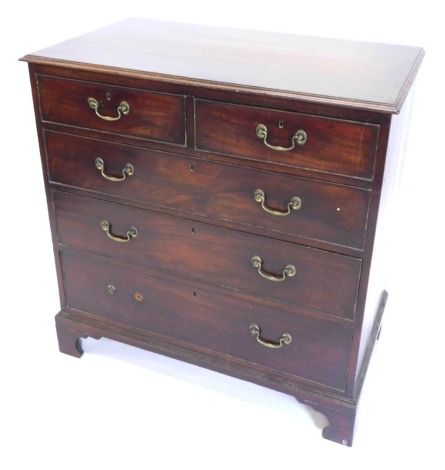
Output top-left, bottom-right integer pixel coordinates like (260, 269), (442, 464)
(53, 190), (361, 320)
(61, 252), (354, 391)
(45, 131), (370, 250)
(195, 100), (379, 180)
(37, 75), (186, 145)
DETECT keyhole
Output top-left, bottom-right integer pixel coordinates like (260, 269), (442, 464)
(279, 120), (284, 128)
(190, 164), (195, 172)
(106, 92), (111, 100)
(191, 227), (195, 235)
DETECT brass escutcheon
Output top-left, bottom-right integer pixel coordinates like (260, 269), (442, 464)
(107, 284), (116, 295)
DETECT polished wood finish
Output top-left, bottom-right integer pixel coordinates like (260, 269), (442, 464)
(23, 18), (423, 112)
(195, 100), (379, 180)
(53, 190), (361, 319)
(38, 75), (186, 145)
(61, 252), (353, 390)
(22, 19), (423, 446)
(45, 131), (371, 250)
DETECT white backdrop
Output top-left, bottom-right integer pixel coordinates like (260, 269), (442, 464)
(2, 1), (443, 469)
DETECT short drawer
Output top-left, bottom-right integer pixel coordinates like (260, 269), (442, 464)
(195, 100), (379, 180)
(37, 75), (186, 145)
(53, 191), (361, 320)
(61, 252), (354, 391)
(46, 131), (370, 250)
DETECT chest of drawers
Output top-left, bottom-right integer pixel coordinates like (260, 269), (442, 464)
(22, 19), (424, 446)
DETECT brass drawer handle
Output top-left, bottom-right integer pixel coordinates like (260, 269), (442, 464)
(87, 97), (130, 121)
(95, 157), (134, 182)
(256, 123), (307, 151)
(100, 220), (138, 243)
(254, 189), (302, 216)
(250, 324), (292, 349)
(251, 255), (296, 282)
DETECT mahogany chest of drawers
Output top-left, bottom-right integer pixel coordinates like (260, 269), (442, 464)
(22, 19), (424, 446)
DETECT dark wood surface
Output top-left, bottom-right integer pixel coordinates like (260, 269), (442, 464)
(38, 74), (186, 145)
(53, 190), (362, 319)
(61, 252), (353, 391)
(196, 99), (379, 180)
(22, 18), (424, 113)
(45, 130), (371, 250)
(23, 19), (424, 446)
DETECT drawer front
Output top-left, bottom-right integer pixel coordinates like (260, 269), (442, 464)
(53, 191), (361, 319)
(195, 100), (379, 180)
(37, 75), (186, 145)
(46, 131), (370, 250)
(61, 252), (353, 391)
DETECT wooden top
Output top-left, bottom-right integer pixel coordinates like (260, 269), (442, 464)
(22, 18), (424, 113)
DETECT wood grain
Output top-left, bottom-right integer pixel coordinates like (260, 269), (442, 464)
(22, 18), (424, 112)
(37, 74), (186, 145)
(196, 99), (379, 180)
(23, 19), (424, 445)
(45, 130), (371, 250)
(53, 190), (362, 320)
(61, 252), (354, 391)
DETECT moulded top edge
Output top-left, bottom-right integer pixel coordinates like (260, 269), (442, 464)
(21, 18), (425, 114)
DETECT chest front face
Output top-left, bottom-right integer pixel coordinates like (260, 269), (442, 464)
(22, 18), (424, 447)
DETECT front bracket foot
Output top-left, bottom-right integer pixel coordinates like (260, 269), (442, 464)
(321, 408), (356, 447)
(55, 312), (86, 357)
(307, 402), (356, 447)
(55, 312), (102, 358)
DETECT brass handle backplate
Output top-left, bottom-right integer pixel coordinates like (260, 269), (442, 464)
(100, 220), (138, 243)
(251, 255), (296, 282)
(249, 323), (292, 349)
(256, 123), (307, 151)
(88, 97), (130, 121)
(95, 157), (134, 182)
(254, 189), (302, 216)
